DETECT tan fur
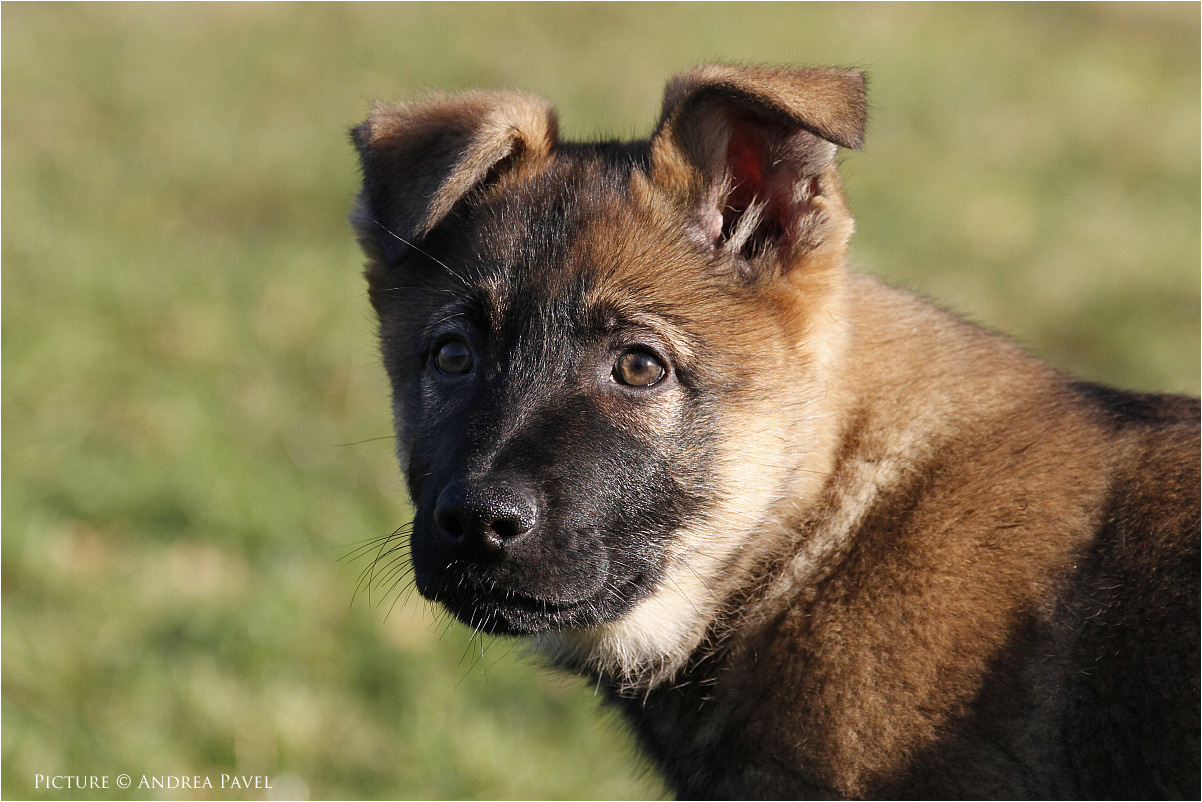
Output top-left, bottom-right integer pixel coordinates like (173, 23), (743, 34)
(749, 277), (1111, 793)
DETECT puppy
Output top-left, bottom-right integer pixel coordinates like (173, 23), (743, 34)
(350, 64), (1199, 799)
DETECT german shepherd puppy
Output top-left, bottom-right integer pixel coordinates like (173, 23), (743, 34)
(351, 64), (1200, 798)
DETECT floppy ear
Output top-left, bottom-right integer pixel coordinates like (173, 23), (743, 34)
(648, 64), (866, 279)
(351, 91), (558, 266)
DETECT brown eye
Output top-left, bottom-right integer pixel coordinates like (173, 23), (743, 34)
(434, 339), (473, 376)
(614, 349), (666, 387)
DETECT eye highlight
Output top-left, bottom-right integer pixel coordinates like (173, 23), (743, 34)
(433, 339), (474, 376)
(614, 348), (666, 387)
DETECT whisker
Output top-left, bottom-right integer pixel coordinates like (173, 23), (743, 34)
(334, 434), (397, 447)
(374, 219), (470, 287)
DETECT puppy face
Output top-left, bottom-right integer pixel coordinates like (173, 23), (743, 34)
(354, 66), (866, 678)
(373, 162), (732, 635)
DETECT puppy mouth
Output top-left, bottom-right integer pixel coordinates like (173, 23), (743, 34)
(423, 567), (654, 636)
(404, 500), (666, 635)
(436, 584), (594, 635)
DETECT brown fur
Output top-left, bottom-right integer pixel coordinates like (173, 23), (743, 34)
(351, 64), (1200, 799)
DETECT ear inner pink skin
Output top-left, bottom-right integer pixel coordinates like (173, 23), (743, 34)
(721, 117), (805, 254)
(724, 122), (766, 226)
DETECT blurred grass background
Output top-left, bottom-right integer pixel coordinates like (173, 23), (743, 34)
(2, 3), (1197, 799)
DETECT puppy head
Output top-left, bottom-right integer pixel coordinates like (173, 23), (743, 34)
(352, 65), (865, 683)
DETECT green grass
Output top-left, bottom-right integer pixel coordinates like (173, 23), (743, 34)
(3, 3), (1197, 799)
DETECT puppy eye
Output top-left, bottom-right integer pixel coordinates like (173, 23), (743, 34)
(433, 339), (474, 376)
(614, 349), (666, 387)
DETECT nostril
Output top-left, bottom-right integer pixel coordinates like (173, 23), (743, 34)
(434, 506), (465, 542)
(489, 516), (522, 543)
(434, 479), (539, 560)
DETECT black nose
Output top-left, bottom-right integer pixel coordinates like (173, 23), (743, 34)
(433, 479), (539, 561)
